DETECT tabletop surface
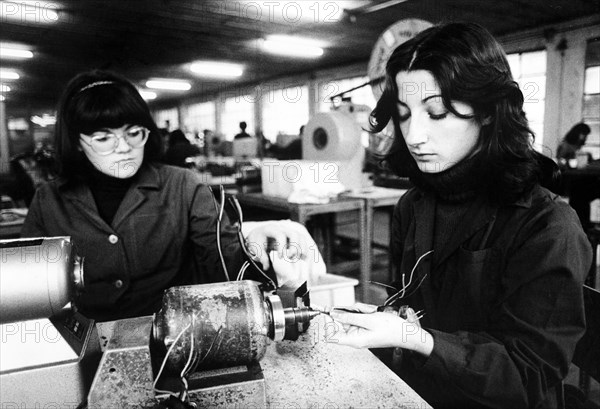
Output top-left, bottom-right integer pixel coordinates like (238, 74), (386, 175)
(97, 315), (431, 408)
(261, 315), (432, 408)
(344, 187), (409, 201)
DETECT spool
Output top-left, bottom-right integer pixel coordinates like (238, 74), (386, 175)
(302, 111), (366, 191)
(302, 111), (362, 161)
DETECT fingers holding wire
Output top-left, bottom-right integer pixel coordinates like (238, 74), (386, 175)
(245, 224), (290, 270)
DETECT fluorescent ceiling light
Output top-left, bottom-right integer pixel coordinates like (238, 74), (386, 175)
(0, 69), (20, 80)
(0, 84), (11, 92)
(261, 35), (324, 58)
(145, 79), (191, 91)
(139, 90), (157, 100)
(0, 95), (5, 102)
(0, 1), (60, 23)
(0, 46), (33, 59)
(190, 61), (244, 78)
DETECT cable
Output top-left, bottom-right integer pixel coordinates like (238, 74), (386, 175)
(229, 196), (277, 289)
(385, 250), (434, 306)
(237, 261), (250, 281)
(208, 185), (230, 281)
(153, 322), (191, 396)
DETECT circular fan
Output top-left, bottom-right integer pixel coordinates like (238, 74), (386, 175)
(367, 18), (433, 101)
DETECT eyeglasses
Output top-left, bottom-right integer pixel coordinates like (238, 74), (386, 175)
(80, 126), (149, 155)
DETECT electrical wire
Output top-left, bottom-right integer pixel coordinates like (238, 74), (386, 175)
(237, 261), (250, 281)
(384, 250), (434, 306)
(180, 315), (196, 378)
(208, 186), (276, 288)
(153, 322), (192, 396)
(208, 185), (230, 281)
(228, 195), (277, 290)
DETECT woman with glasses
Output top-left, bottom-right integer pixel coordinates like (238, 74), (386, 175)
(21, 70), (312, 322)
(325, 23), (592, 408)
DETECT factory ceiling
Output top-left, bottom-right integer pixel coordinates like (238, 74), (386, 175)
(1, 0), (599, 118)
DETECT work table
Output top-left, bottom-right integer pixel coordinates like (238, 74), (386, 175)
(262, 315), (431, 408)
(96, 315), (431, 408)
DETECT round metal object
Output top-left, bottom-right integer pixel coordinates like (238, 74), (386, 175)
(153, 280), (271, 373)
(0, 236), (83, 324)
(266, 294), (286, 342)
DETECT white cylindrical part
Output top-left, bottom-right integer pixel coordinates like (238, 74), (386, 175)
(302, 111), (362, 161)
(0, 237), (83, 323)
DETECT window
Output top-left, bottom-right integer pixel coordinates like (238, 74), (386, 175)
(182, 101), (215, 135)
(261, 85), (309, 143)
(506, 50), (547, 148)
(318, 76), (377, 113)
(220, 95), (255, 141)
(153, 108), (179, 131)
(583, 38), (600, 160)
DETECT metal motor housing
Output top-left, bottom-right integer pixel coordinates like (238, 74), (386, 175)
(153, 281), (272, 373)
(152, 280), (315, 374)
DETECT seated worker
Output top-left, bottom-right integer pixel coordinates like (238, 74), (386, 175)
(233, 121), (251, 140)
(556, 122), (592, 168)
(21, 70), (316, 322)
(556, 123), (600, 228)
(325, 23), (592, 409)
(163, 129), (201, 168)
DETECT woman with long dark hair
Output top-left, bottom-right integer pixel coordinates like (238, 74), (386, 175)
(557, 122), (591, 164)
(326, 23), (592, 408)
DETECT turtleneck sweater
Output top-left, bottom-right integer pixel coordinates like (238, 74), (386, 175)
(411, 158), (482, 284)
(86, 166), (134, 225)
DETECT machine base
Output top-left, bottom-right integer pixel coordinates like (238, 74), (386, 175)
(173, 362), (266, 408)
(0, 310), (100, 408)
(89, 316), (267, 408)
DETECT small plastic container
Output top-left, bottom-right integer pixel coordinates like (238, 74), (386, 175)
(309, 274), (359, 306)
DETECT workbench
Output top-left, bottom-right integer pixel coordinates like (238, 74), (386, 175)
(262, 315), (431, 408)
(96, 315), (432, 408)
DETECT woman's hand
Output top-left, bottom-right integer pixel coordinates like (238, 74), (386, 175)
(325, 303), (434, 357)
(243, 220), (325, 284)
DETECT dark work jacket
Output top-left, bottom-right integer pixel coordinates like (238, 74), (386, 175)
(21, 163), (246, 321)
(390, 184), (592, 409)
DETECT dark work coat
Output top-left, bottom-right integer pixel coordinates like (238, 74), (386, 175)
(390, 184), (592, 409)
(21, 163), (246, 321)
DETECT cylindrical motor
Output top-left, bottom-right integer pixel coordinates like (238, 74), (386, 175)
(0, 237), (84, 324)
(152, 280), (317, 374)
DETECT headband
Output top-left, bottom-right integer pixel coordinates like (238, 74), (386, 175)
(78, 80), (115, 93)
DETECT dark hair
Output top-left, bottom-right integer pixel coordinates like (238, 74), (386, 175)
(168, 129), (190, 147)
(239, 121), (247, 130)
(563, 122), (591, 146)
(54, 70), (163, 180)
(370, 22), (557, 202)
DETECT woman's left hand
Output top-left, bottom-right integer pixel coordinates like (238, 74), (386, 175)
(244, 220), (327, 284)
(325, 303), (434, 356)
